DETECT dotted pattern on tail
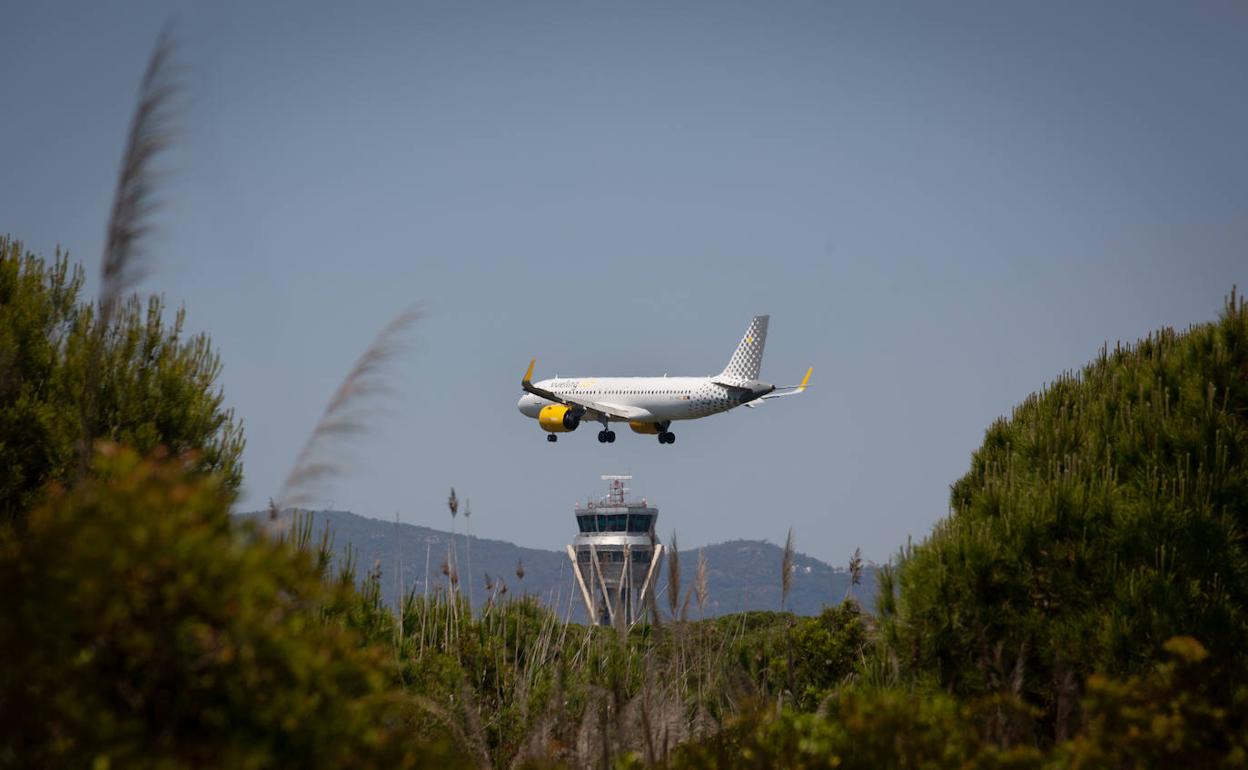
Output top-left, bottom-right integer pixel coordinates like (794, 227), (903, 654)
(689, 382), (735, 416)
(721, 315), (768, 381)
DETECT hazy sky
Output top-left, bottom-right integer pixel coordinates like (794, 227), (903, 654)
(3, 1), (1245, 563)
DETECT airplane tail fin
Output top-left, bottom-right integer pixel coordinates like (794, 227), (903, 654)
(719, 315), (769, 381)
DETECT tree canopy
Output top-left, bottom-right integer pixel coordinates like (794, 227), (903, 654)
(877, 290), (1248, 738)
(0, 445), (468, 768)
(0, 235), (244, 525)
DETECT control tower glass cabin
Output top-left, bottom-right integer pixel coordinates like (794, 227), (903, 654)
(566, 475), (665, 627)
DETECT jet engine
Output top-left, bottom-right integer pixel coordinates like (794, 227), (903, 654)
(628, 421), (661, 435)
(539, 404), (581, 432)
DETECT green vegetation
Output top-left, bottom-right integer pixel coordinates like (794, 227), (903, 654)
(875, 290), (1248, 741)
(5, 221), (1248, 770)
(666, 635), (1246, 769)
(0, 236), (244, 526)
(0, 446), (468, 768)
(305, 567), (871, 767)
(6, 21), (1248, 767)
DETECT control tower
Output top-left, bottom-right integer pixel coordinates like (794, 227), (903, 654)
(567, 475), (665, 627)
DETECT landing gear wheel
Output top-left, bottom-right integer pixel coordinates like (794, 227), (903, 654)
(597, 430), (608, 443)
(547, 434), (558, 443)
(605, 431), (616, 443)
(658, 431), (675, 444)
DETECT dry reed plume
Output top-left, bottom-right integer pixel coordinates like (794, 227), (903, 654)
(276, 305), (423, 515)
(846, 546), (863, 602)
(667, 530), (681, 620)
(781, 526), (795, 611)
(80, 28), (178, 474)
(694, 549), (708, 618)
(98, 26), (177, 322)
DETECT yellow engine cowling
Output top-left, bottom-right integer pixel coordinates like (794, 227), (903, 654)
(539, 404), (580, 433)
(628, 421), (661, 435)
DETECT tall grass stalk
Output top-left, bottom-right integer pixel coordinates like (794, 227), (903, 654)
(80, 28), (178, 476)
(276, 306), (422, 517)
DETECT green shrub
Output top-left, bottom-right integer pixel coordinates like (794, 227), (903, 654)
(0, 236), (244, 526)
(878, 292), (1248, 736)
(1057, 636), (1248, 769)
(0, 446), (467, 768)
(668, 637), (1247, 769)
(726, 603), (869, 711)
(667, 689), (1042, 770)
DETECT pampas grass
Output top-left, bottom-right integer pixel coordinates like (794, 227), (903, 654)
(276, 305), (422, 513)
(694, 549), (708, 618)
(98, 26), (177, 322)
(667, 530), (681, 621)
(846, 546), (863, 603)
(80, 28), (178, 473)
(781, 527), (794, 612)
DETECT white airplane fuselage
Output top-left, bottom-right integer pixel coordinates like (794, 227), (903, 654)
(517, 376), (759, 424)
(516, 315), (810, 444)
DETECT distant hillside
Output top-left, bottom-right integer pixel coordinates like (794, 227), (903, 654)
(235, 510), (876, 621)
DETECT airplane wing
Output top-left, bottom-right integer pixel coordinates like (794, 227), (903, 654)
(522, 359), (649, 420)
(744, 367), (813, 408)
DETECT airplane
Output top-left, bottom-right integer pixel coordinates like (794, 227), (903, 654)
(517, 315), (811, 444)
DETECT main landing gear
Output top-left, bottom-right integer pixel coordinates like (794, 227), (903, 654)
(547, 434), (558, 442)
(658, 431), (675, 444)
(596, 415), (615, 444)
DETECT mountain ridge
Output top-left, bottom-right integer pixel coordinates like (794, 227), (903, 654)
(235, 509), (876, 621)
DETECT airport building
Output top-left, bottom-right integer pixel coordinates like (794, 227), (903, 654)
(567, 475), (664, 626)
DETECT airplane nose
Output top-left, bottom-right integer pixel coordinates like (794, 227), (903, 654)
(518, 395), (539, 417)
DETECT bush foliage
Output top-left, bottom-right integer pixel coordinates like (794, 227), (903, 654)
(0, 236), (244, 525)
(0, 446), (469, 768)
(668, 636), (1247, 770)
(4, 235), (1247, 767)
(876, 291), (1248, 738)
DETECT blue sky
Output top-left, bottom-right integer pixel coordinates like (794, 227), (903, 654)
(3, 1), (1245, 563)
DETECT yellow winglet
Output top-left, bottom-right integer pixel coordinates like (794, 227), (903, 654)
(523, 358), (536, 387)
(796, 367), (812, 393)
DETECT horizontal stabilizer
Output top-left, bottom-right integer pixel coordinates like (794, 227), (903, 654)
(756, 367), (813, 402)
